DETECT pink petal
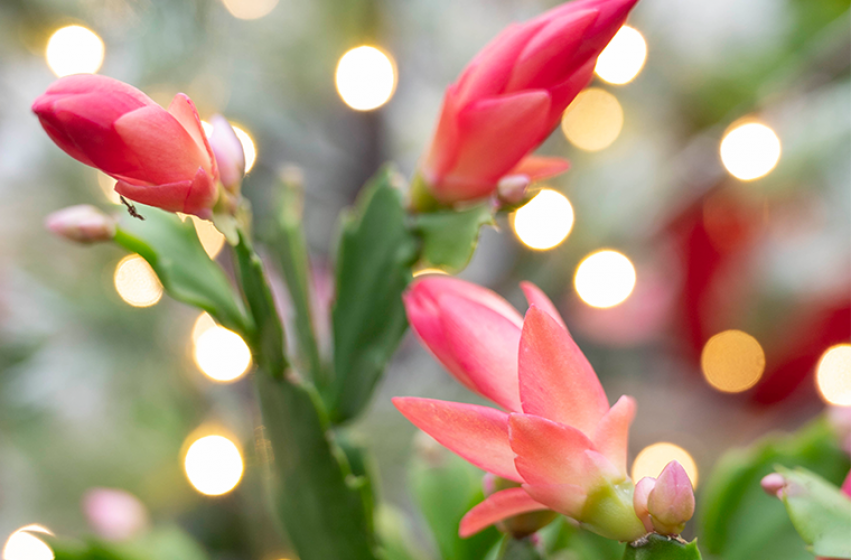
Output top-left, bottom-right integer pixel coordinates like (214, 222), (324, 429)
(508, 157), (571, 183)
(167, 94), (216, 177)
(519, 281), (566, 329)
(592, 395), (636, 477)
(522, 483), (587, 519)
(113, 105), (208, 185)
(459, 487), (549, 537)
(422, 85), (463, 185)
(208, 114), (245, 191)
(544, 58), (596, 128)
(114, 177), (193, 214)
(454, 22), (545, 106)
(517, 306), (609, 434)
(392, 397), (521, 482)
(508, 413), (594, 487)
(447, 91), (552, 198)
(633, 477), (655, 533)
(440, 293), (522, 411)
(505, 10), (598, 91)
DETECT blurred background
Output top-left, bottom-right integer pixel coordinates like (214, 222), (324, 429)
(0, 0), (849, 558)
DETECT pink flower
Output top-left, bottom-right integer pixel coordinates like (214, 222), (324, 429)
(45, 204), (116, 243)
(416, 0), (639, 205)
(83, 488), (149, 541)
(633, 461), (695, 536)
(32, 75), (219, 218)
(395, 277), (646, 541)
(207, 115), (245, 196)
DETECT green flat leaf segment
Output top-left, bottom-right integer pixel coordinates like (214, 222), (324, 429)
(776, 466), (851, 558)
(113, 206), (250, 335)
(622, 535), (702, 560)
(329, 166), (417, 423)
(414, 204), (495, 274)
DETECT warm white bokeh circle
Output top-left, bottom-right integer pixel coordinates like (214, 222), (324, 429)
(720, 122), (781, 181)
(3, 525), (54, 560)
(113, 255), (163, 308)
(632, 442), (699, 488)
(595, 26), (647, 85)
(512, 189), (575, 251)
(574, 250), (637, 308)
(184, 435), (244, 496)
(46, 25), (105, 77)
(816, 344), (851, 406)
(561, 88), (624, 151)
(335, 46), (397, 111)
(193, 326), (253, 382)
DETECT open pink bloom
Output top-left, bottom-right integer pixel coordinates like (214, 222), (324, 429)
(395, 277), (646, 541)
(417, 0), (639, 205)
(32, 75), (218, 218)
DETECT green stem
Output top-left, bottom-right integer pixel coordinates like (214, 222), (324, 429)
(622, 534), (703, 560)
(269, 172), (326, 386)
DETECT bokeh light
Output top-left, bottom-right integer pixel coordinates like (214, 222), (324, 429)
(816, 344), (851, 406)
(335, 46), (397, 111)
(184, 435), (244, 496)
(193, 325), (252, 383)
(574, 250), (636, 308)
(561, 88), (624, 151)
(512, 189), (575, 250)
(595, 26), (647, 85)
(412, 268), (449, 278)
(113, 255), (163, 308)
(192, 312), (218, 343)
(231, 124), (257, 173)
(701, 330), (766, 393)
(190, 216), (226, 259)
(221, 0), (279, 20)
(46, 25), (104, 77)
(96, 171), (121, 204)
(3, 525), (53, 560)
(632, 442), (699, 488)
(720, 122), (781, 180)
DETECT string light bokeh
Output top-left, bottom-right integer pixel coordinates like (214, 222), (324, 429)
(595, 26), (647, 85)
(192, 315), (253, 382)
(701, 330), (766, 393)
(561, 88), (624, 151)
(2, 525), (54, 560)
(720, 122), (782, 181)
(113, 255), (163, 308)
(816, 344), (851, 406)
(46, 25), (104, 77)
(221, 0), (279, 20)
(511, 189), (575, 250)
(183, 434), (245, 496)
(335, 46), (397, 111)
(574, 250), (636, 308)
(632, 442), (699, 488)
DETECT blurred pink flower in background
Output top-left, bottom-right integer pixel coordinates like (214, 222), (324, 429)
(83, 488), (149, 541)
(396, 277), (647, 541)
(32, 75), (219, 218)
(45, 204), (116, 244)
(417, 0), (639, 205)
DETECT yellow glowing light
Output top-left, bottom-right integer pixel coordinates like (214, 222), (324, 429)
(113, 255), (163, 308)
(816, 344), (851, 406)
(574, 250), (636, 308)
(46, 25), (104, 78)
(561, 88), (624, 151)
(231, 125), (257, 173)
(595, 26), (647, 85)
(719, 122), (781, 181)
(335, 46), (397, 111)
(632, 442), (699, 488)
(95, 171), (121, 204)
(193, 326), (252, 382)
(3, 525), (54, 560)
(192, 312), (218, 343)
(701, 330), (765, 393)
(201, 120), (213, 136)
(221, 0), (279, 19)
(412, 268), (449, 278)
(512, 189), (575, 251)
(189, 216), (226, 258)
(184, 434), (244, 496)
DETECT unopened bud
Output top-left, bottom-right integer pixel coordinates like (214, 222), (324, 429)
(646, 461), (695, 536)
(633, 477), (655, 533)
(497, 175), (531, 204)
(208, 114), (245, 195)
(83, 488), (149, 541)
(46, 205), (116, 243)
(761, 473), (787, 498)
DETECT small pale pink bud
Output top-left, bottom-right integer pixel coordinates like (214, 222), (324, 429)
(761, 473), (787, 498)
(646, 461), (695, 536)
(497, 175), (530, 204)
(83, 488), (149, 541)
(633, 477), (656, 533)
(208, 115), (245, 195)
(46, 205), (116, 243)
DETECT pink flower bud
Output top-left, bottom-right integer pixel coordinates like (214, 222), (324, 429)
(32, 75), (218, 218)
(497, 175), (531, 204)
(417, 0), (638, 205)
(761, 473), (787, 498)
(633, 477), (655, 533)
(207, 115), (245, 195)
(646, 461), (695, 536)
(45, 205), (116, 243)
(83, 488), (149, 541)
